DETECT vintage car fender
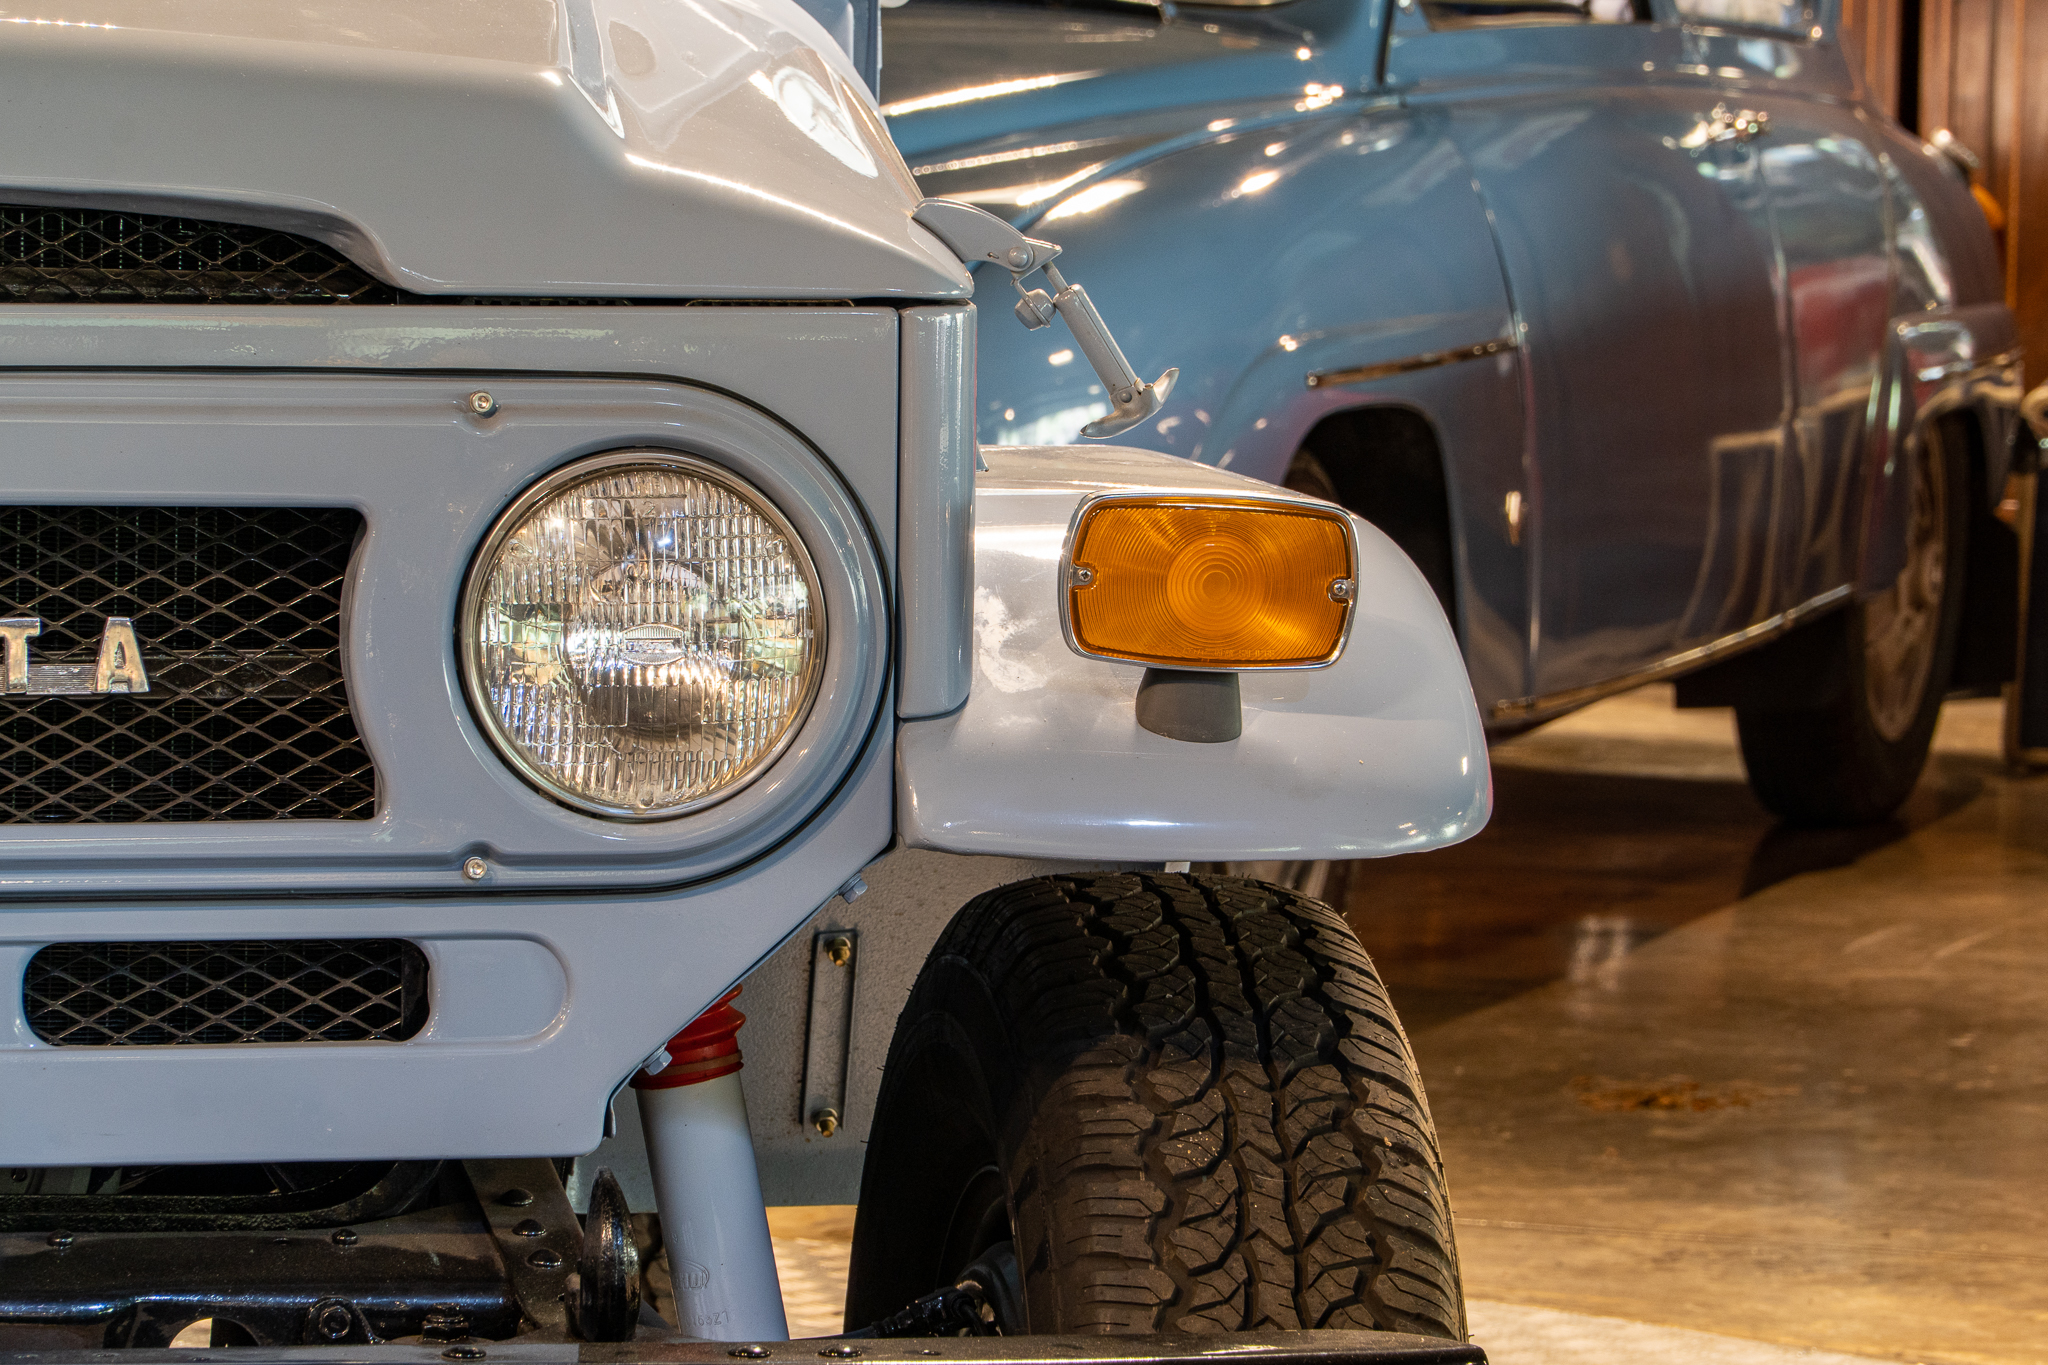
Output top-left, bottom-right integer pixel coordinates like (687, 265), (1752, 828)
(1847, 121), (2021, 597)
(897, 444), (1491, 862)
(952, 96), (1507, 490)
(1858, 301), (2024, 595)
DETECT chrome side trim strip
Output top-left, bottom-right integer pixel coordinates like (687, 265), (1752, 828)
(1305, 337), (1518, 390)
(1916, 349), (2024, 384)
(1488, 583), (1856, 726)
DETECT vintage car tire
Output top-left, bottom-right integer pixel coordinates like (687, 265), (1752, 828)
(843, 872), (1465, 1340)
(1735, 422), (1969, 826)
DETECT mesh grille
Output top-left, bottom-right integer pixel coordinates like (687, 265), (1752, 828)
(0, 507), (375, 822)
(24, 939), (429, 1045)
(0, 203), (861, 306)
(0, 204), (397, 304)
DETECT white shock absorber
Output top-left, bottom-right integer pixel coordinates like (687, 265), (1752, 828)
(633, 988), (789, 1341)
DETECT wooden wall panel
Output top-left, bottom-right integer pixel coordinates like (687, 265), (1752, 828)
(1839, 0), (1905, 115)
(1919, 0), (2048, 385)
(2019, 0), (2048, 387)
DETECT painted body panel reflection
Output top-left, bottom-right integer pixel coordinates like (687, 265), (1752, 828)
(886, 0), (2018, 726)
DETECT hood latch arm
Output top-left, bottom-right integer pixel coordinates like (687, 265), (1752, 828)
(913, 198), (1177, 440)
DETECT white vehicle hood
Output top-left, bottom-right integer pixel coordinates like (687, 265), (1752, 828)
(0, 0), (970, 300)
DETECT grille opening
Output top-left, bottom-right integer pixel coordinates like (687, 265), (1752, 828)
(0, 203), (856, 307)
(25, 939), (430, 1046)
(0, 506), (375, 822)
(0, 204), (396, 305)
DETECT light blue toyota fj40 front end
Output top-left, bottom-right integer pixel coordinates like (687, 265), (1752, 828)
(0, 3), (1489, 1360)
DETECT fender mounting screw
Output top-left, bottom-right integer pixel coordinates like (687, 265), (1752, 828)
(467, 391), (499, 418)
(463, 857), (488, 881)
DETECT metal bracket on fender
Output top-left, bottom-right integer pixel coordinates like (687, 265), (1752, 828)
(912, 197), (1176, 439)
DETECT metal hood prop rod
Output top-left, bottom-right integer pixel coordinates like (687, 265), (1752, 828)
(913, 198), (1176, 439)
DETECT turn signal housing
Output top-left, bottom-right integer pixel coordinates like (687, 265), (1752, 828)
(1062, 495), (1356, 669)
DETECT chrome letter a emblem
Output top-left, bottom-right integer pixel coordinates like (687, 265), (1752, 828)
(95, 619), (148, 693)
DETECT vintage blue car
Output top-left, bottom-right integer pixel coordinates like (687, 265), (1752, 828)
(884, 0), (2025, 825)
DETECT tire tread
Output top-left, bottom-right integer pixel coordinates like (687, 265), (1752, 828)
(904, 872), (1463, 1338)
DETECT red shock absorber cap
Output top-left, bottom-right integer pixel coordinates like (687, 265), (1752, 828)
(632, 987), (746, 1090)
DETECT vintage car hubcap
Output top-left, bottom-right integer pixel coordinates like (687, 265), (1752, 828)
(1862, 437), (1948, 743)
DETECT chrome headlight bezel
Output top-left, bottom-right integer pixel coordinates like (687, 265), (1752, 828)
(458, 448), (828, 822)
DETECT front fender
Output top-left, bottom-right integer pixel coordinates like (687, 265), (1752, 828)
(896, 444), (1490, 861)
(1860, 302), (2022, 593)
(972, 99), (1516, 486)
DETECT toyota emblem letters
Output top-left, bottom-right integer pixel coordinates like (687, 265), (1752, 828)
(0, 616), (152, 695)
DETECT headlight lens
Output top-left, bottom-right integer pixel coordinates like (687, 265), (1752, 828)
(461, 452), (824, 819)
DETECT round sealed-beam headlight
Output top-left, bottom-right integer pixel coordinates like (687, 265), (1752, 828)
(460, 451), (825, 819)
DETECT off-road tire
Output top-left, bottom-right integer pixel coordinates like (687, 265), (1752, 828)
(1736, 421), (1969, 826)
(844, 873), (1464, 1339)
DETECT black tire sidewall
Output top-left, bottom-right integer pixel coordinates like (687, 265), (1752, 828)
(1738, 422), (1970, 825)
(844, 965), (1016, 1329)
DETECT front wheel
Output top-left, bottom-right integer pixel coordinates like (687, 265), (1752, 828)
(844, 873), (1465, 1339)
(1736, 421), (1969, 826)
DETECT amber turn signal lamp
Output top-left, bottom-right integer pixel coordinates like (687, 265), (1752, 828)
(1064, 496), (1355, 669)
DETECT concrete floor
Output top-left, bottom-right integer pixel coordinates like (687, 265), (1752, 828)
(1350, 687), (2046, 1365)
(765, 687), (2044, 1365)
